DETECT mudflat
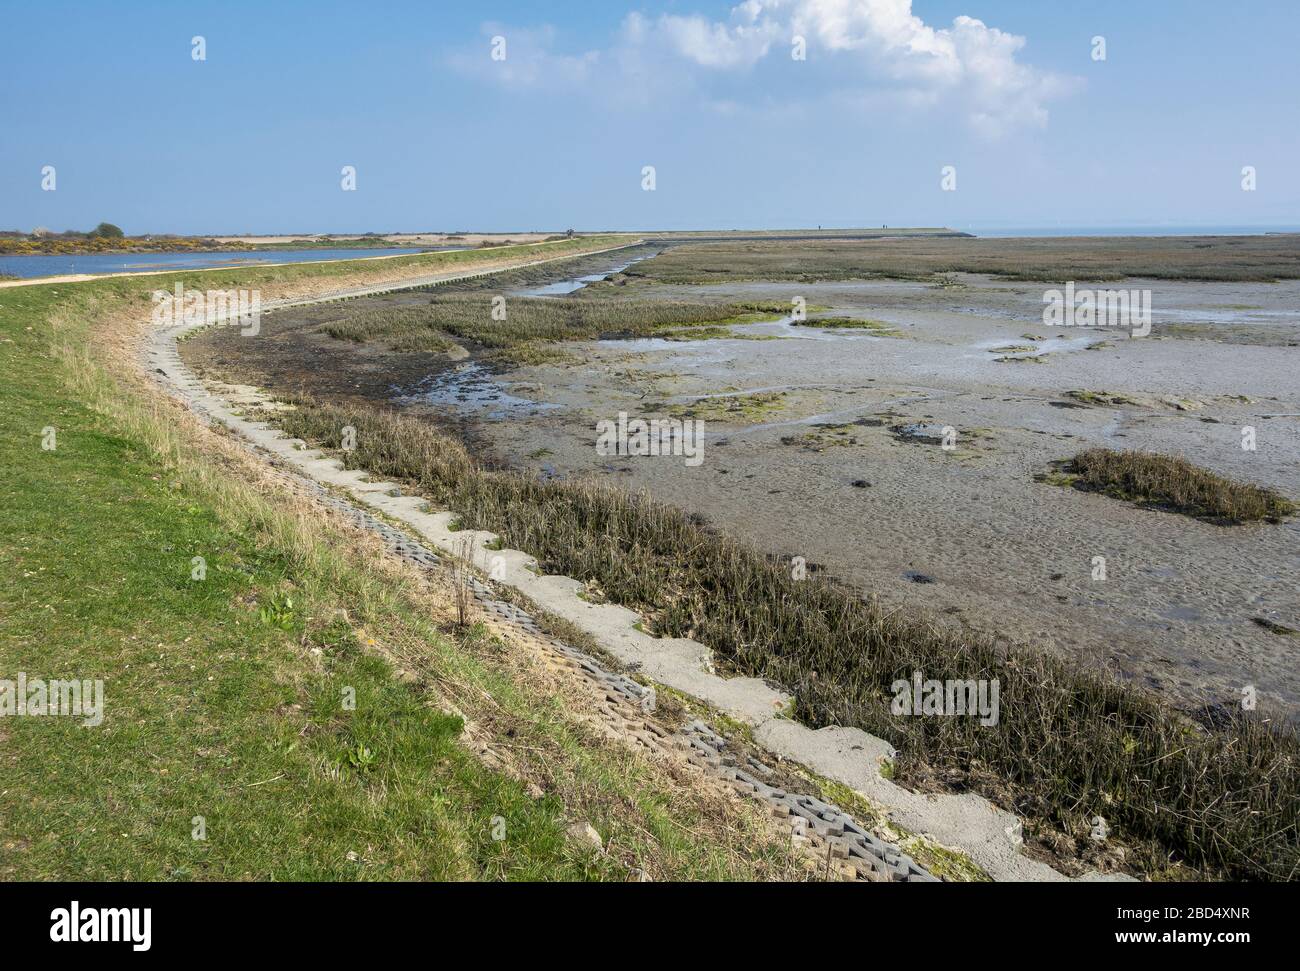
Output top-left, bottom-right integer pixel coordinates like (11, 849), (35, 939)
(184, 237), (1300, 718)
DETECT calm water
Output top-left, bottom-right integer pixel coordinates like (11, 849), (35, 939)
(969, 225), (1300, 238)
(509, 253), (658, 297)
(0, 247), (462, 280)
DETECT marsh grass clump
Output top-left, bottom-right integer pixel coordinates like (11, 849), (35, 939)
(322, 295), (786, 352)
(652, 325), (761, 341)
(993, 354), (1045, 364)
(1065, 390), (1141, 407)
(797, 317), (899, 335)
(1061, 448), (1296, 523)
(270, 396), (1300, 881)
(484, 342), (578, 368)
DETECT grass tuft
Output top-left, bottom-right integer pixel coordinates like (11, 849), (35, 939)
(796, 316), (897, 335)
(1061, 448), (1295, 523)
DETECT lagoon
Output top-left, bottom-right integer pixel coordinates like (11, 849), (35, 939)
(0, 247), (455, 280)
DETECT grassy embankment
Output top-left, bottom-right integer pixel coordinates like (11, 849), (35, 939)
(1045, 448), (1296, 523)
(625, 236), (1300, 284)
(263, 392), (1300, 881)
(0, 233), (632, 279)
(0, 242), (807, 881)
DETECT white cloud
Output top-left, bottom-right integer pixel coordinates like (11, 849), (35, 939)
(445, 24), (600, 88)
(622, 10), (782, 69)
(451, 2), (1073, 135)
(659, 0), (1070, 134)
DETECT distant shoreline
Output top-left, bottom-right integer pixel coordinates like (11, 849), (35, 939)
(0, 231), (560, 258)
(969, 225), (1300, 238)
(5, 226), (1298, 260)
(7, 227), (1300, 284)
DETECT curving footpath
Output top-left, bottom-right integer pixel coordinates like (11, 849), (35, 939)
(141, 247), (1127, 883)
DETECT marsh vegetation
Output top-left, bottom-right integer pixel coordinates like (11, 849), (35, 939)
(626, 236), (1300, 284)
(267, 396), (1300, 881)
(323, 294), (788, 352)
(181, 233), (1300, 881)
(1050, 448), (1296, 523)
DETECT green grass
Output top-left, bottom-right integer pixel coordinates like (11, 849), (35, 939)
(0, 268), (805, 881)
(0, 287), (565, 879)
(1051, 448), (1296, 523)
(265, 395), (1300, 881)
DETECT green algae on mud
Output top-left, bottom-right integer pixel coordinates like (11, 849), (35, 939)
(662, 390), (790, 423)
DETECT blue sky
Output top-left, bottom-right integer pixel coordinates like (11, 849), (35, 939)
(2, 0), (1297, 234)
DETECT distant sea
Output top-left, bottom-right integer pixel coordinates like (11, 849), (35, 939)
(967, 225), (1300, 238)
